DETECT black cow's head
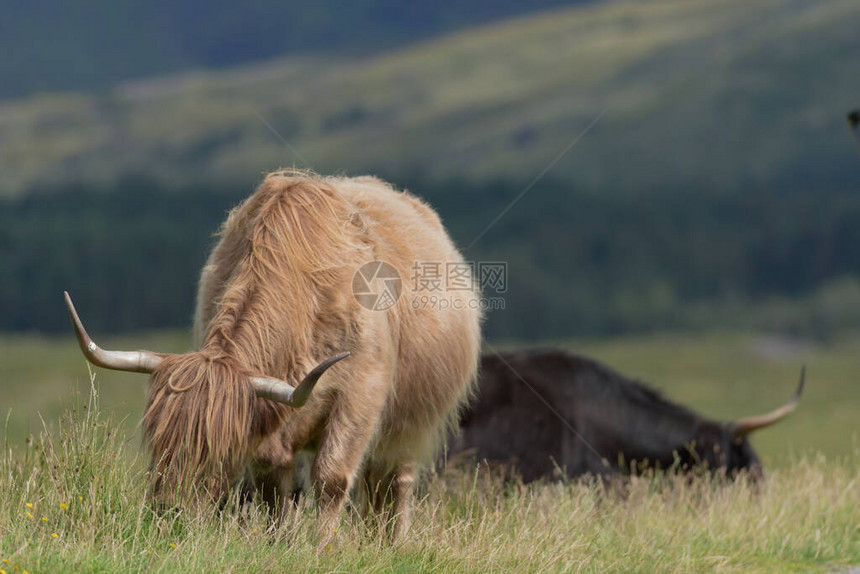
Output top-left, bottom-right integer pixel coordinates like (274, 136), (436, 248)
(687, 368), (805, 478)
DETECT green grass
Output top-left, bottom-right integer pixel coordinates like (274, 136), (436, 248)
(0, 364), (857, 573)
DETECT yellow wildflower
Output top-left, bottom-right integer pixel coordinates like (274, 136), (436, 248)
(1, 559), (7, 563)
(168, 543), (177, 549)
(41, 517), (48, 523)
(59, 503), (69, 510)
(325, 544), (334, 552)
(1, 568), (6, 574)
(51, 533), (58, 539)
(25, 512), (33, 520)
(78, 496), (83, 502)
(25, 503), (33, 509)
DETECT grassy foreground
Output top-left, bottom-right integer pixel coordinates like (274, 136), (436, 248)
(1, 373), (858, 573)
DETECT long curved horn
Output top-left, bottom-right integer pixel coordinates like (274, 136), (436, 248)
(730, 366), (806, 439)
(64, 291), (163, 373)
(250, 352), (350, 407)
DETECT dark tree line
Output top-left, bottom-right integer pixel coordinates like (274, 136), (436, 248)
(2, 176), (860, 339)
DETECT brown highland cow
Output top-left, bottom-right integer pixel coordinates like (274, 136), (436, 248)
(64, 171), (482, 542)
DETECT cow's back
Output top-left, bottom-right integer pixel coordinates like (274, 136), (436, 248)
(451, 349), (629, 481)
(451, 349), (710, 482)
(451, 350), (582, 481)
(335, 175), (482, 464)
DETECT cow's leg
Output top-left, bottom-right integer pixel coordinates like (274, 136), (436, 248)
(387, 461), (417, 543)
(235, 467), (257, 519)
(311, 403), (380, 547)
(354, 464), (384, 524)
(253, 465), (299, 526)
(359, 460), (417, 542)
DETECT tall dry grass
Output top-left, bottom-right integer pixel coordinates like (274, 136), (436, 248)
(1, 374), (857, 573)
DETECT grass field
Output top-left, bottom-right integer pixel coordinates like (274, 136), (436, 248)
(1, 330), (858, 572)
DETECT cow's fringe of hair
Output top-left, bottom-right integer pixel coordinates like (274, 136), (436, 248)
(144, 351), (258, 500)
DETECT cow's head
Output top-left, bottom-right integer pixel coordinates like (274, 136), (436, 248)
(63, 292), (348, 504)
(693, 369), (805, 479)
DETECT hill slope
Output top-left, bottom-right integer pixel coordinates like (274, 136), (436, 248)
(4, 0), (860, 338)
(0, 0), (590, 99)
(2, 0), (859, 198)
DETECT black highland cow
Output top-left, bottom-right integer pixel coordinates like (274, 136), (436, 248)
(449, 349), (804, 482)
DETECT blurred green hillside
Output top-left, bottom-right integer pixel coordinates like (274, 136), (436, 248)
(1, 0), (858, 197)
(0, 0), (588, 99)
(3, 0), (860, 339)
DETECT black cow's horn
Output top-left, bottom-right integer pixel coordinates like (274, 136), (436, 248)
(64, 291), (164, 374)
(251, 352), (350, 407)
(730, 366), (806, 439)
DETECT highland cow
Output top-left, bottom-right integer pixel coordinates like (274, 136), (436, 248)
(448, 349), (804, 482)
(64, 171), (482, 542)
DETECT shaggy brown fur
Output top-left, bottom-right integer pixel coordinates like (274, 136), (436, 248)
(143, 171), (481, 542)
(145, 352), (258, 502)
